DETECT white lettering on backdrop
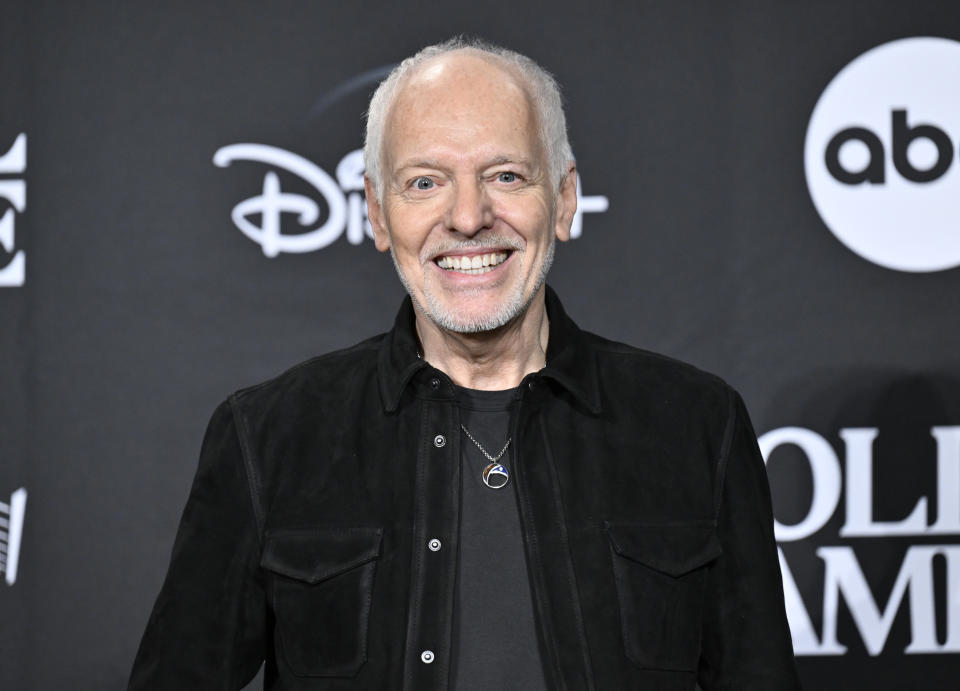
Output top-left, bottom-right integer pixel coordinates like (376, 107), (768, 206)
(0, 487), (27, 586)
(213, 143), (609, 256)
(761, 426), (960, 656)
(0, 133), (27, 287)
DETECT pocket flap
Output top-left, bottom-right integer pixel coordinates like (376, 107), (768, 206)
(261, 526), (383, 584)
(605, 521), (721, 577)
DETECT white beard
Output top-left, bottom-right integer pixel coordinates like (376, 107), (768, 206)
(389, 236), (555, 334)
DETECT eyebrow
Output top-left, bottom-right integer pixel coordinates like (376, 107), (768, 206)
(393, 158), (444, 173)
(392, 155), (535, 174)
(484, 155), (533, 168)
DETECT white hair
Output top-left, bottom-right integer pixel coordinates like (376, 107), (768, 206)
(363, 36), (574, 203)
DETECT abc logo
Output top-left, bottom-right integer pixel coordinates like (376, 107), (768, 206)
(826, 110), (955, 185)
(805, 37), (960, 272)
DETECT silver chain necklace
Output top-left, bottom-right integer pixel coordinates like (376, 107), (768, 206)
(460, 424), (511, 489)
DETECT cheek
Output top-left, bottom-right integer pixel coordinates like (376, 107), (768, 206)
(498, 199), (553, 245)
(384, 212), (432, 260)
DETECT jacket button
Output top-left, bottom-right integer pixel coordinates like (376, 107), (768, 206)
(428, 538), (441, 552)
(420, 650), (435, 664)
(433, 434), (446, 448)
(527, 379), (537, 390)
(429, 377), (441, 389)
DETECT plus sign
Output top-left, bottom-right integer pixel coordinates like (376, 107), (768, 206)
(570, 174), (608, 239)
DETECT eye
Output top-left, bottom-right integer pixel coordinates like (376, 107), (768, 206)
(413, 177), (435, 191)
(497, 171), (519, 183)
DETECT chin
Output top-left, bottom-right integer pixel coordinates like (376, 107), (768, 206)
(423, 290), (530, 334)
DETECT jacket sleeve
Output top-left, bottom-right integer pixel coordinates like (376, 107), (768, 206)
(697, 390), (802, 690)
(128, 399), (267, 690)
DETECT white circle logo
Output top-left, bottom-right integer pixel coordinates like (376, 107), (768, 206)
(804, 37), (960, 272)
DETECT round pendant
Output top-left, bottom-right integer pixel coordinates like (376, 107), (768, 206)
(482, 462), (510, 489)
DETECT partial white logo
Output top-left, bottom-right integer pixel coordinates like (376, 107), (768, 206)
(0, 487), (27, 586)
(214, 144), (609, 257)
(214, 146), (367, 257)
(762, 426), (960, 656)
(804, 37), (960, 272)
(0, 133), (27, 286)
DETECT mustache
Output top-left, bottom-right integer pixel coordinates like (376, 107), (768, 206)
(422, 237), (524, 262)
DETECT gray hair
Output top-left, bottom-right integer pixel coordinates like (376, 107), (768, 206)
(363, 37), (574, 203)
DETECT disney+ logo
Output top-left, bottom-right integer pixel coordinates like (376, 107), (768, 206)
(214, 68), (608, 257)
(214, 145), (609, 257)
(214, 145), (370, 257)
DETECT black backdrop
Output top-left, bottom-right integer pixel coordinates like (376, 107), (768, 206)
(1, 2), (959, 689)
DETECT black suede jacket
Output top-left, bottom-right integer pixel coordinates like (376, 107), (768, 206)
(129, 288), (801, 690)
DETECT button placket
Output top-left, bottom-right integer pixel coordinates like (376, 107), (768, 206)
(403, 407), (459, 690)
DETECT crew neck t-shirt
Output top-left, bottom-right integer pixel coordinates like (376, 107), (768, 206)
(450, 385), (548, 691)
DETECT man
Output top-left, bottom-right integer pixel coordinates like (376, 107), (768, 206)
(130, 38), (800, 690)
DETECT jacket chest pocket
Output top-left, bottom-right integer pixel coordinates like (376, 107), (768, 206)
(260, 526), (383, 678)
(605, 521), (721, 672)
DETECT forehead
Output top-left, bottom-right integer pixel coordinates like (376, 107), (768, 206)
(385, 53), (540, 165)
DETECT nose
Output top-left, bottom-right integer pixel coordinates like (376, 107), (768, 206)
(446, 180), (494, 236)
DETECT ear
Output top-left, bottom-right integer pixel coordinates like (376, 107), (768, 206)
(365, 176), (392, 253)
(553, 162), (577, 243)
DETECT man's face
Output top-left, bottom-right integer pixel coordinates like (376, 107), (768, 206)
(366, 53), (576, 334)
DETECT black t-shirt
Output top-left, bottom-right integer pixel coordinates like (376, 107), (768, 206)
(451, 385), (548, 691)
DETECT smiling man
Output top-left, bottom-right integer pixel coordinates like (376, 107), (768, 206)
(130, 38), (800, 690)
(364, 45), (575, 391)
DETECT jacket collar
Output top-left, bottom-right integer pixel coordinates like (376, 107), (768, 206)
(539, 286), (603, 414)
(378, 285), (602, 414)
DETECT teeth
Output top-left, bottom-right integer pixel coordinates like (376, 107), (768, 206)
(436, 251), (510, 274)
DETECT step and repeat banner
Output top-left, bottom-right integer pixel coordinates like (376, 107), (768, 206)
(1, 2), (959, 689)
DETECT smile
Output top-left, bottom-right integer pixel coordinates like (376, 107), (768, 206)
(435, 251), (511, 275)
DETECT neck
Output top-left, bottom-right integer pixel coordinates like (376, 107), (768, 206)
(416, 287), (549, 391)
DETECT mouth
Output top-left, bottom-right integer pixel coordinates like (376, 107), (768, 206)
(434, 250), (512, 275)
